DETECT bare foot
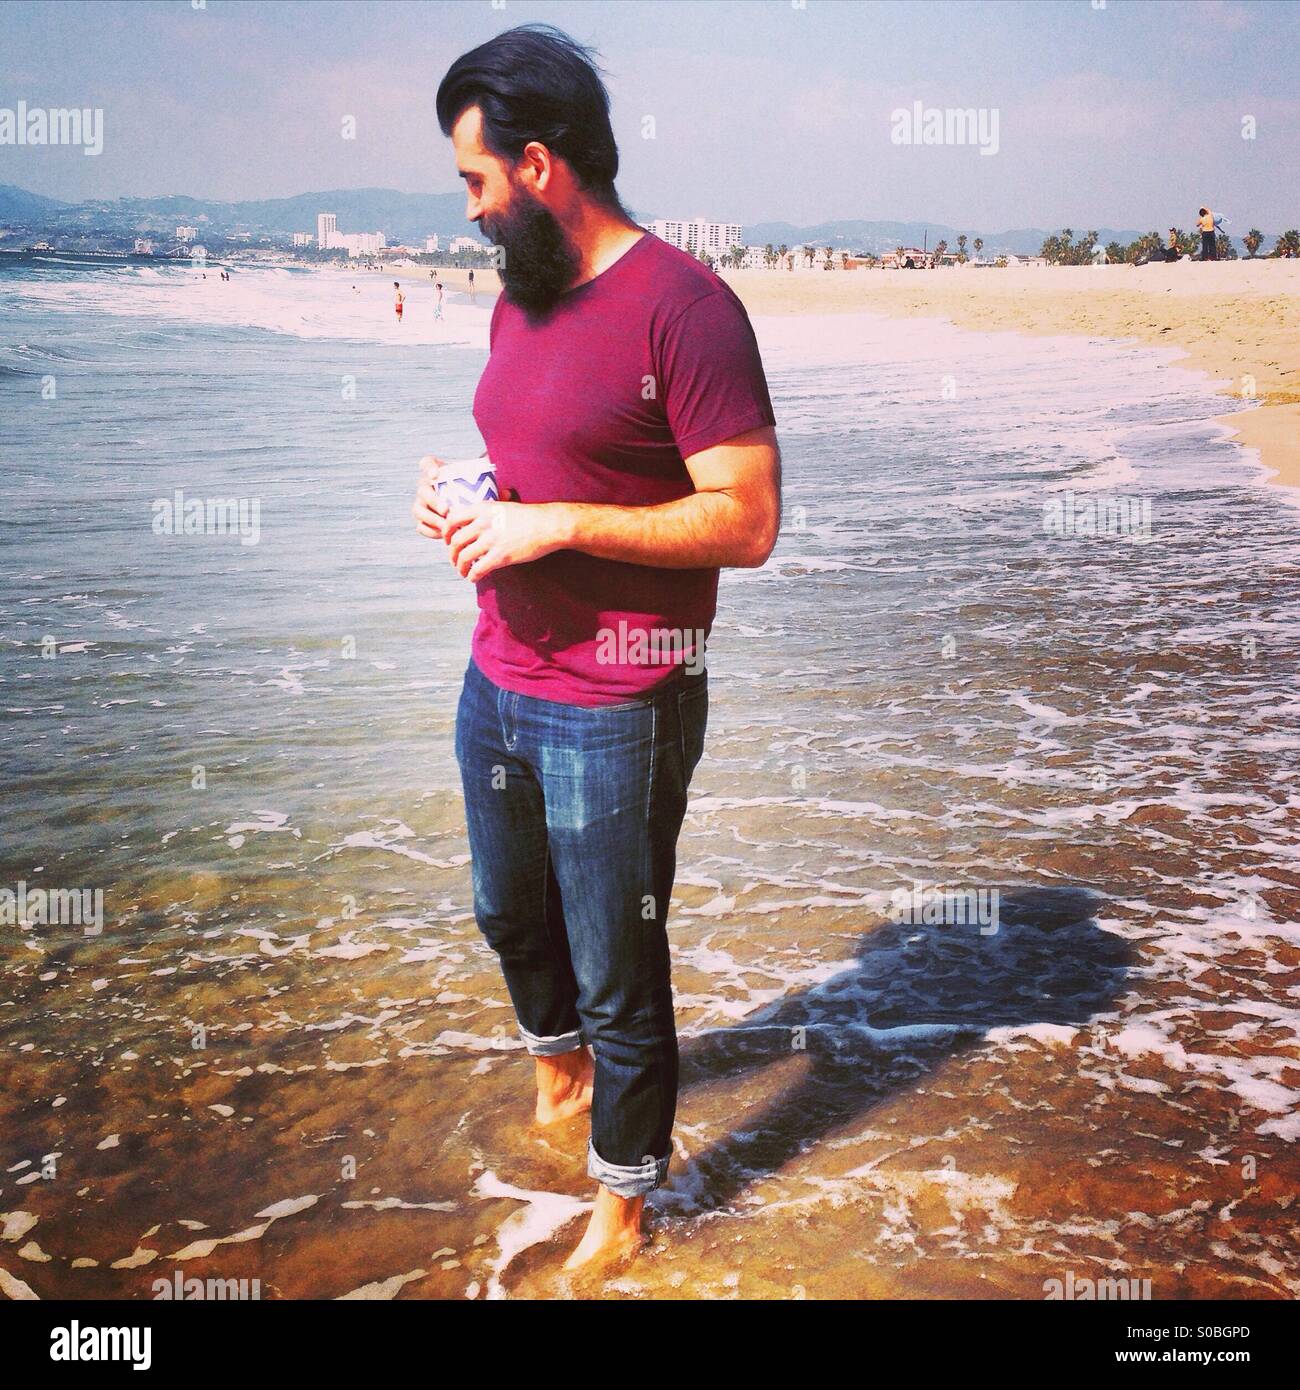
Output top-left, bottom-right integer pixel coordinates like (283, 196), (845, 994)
(562, 1186), (647, 1271)
(534, 1046), (594, 1125)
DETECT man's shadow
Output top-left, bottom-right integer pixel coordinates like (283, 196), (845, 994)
(664, 885), (1132, 1213)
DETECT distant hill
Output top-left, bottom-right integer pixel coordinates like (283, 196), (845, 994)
(0, 185), (486, 243)
(0, 185), (1270, 256)
(0, 184), (71, 220)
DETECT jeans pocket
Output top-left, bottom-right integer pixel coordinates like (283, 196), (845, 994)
(676, 679), (708, 783)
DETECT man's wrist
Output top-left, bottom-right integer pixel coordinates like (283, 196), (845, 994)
(547, 501), (579, 553)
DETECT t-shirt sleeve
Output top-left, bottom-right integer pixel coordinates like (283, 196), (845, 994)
(656, 289), (777, 459)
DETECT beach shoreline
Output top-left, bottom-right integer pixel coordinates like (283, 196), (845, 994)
(718, 259), (1300, 492)
(365, 255), (1299, 491)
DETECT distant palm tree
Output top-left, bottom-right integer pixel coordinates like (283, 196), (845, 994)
(1128, 232), (1162, 264)
(1077, 231), (1100, 265)
(1244, 229), (1264, 258)
(934, 238), (948, 262)
(957, 233), (968, 262)
(973, 237), (984, 258)
(1277, 230), (1300, 257)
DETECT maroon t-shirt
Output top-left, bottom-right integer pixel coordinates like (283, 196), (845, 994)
(470, 231), (777, 706)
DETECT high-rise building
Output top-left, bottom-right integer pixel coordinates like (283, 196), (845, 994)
(339, 231), (386, 257)
(424, 235), (440, 253)
(292, 232), (313, 247)
(648, 217), (744, 259)
(316, 214), (387, 257)
(175, 225), (196, 242)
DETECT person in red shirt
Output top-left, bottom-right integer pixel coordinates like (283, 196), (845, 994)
(414, 23), (780, 1271)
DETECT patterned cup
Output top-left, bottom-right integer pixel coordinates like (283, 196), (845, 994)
(435, 455), (497, 510)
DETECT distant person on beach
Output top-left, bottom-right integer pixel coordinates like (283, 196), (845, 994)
(467, 268), (476, 302)
(433, 279), (444, 319)
(414, 22), (779, 1271)
(1198, 207), (1217, 261)
(1167, 228), (1181, 261)
(394, 282), (405, 321)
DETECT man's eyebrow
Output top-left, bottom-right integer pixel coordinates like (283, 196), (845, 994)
(457, 169), (482, 181)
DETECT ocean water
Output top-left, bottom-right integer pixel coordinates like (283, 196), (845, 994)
(2, 257), (1298, 1300)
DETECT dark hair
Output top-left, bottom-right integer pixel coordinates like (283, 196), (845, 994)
(1199, 207), (1208, 215)
(436, 23), (624, 211)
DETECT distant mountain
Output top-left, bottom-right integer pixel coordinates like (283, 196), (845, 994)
(0, 184), (70, 220)
(1, 181), (654, 245)
(0, 185), (485, 243)
(0, 186), (1267, 255)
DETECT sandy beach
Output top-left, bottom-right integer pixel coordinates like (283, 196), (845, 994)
(717, 259), (1300, 492)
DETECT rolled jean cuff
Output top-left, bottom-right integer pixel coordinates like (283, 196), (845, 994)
(517, 1022), (585, 1057)
(587, 1138), (671, 1197)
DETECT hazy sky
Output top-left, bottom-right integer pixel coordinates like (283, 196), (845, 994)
(2, 0), (1298, 230)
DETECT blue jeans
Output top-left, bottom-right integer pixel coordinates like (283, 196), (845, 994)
(454, 655), (708, 1197)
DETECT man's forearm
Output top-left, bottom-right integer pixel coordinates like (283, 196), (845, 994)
(549, 491), (767, 569)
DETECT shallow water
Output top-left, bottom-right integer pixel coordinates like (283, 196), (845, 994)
(2, 259), (1297, 1299)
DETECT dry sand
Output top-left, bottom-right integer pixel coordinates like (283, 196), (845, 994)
(719, 258), (1300, 492)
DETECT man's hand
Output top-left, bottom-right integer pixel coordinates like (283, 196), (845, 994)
(443, 500), (569, 581)
(411, 455), (452, 542)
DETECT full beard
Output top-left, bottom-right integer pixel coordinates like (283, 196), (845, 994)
(482, 183), (582, 317)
